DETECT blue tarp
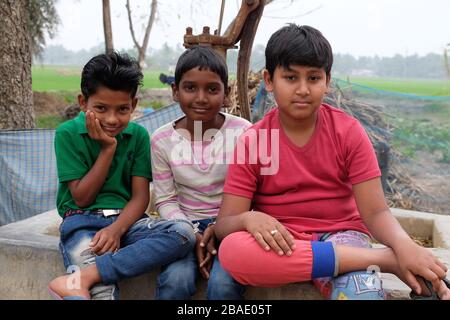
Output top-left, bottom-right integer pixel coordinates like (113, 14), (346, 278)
(0, 103), (183, 226)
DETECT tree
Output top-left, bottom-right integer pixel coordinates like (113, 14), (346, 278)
(0, 0), (34, 129)
(125, 0), (157, 69)
(27, 0), (59, 56)
(102, 0), (114, 54)
(0, 0), (59, 129)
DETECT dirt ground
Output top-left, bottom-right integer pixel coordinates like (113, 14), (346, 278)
(33, 89), (174, 118)
(354, 94), (450, 215)
(406, 150), (450, 214)
(33, 92), (67, 116)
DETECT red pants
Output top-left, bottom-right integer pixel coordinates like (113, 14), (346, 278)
(218, 231), (316, 287)
(218, 230), (385, 299)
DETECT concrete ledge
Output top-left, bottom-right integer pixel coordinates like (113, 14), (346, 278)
(1, 208), (449, 300)
(390, 208), (450, 249)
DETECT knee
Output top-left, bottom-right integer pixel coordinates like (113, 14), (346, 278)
(167, 220), (196, 249)
(218, 232), (253, 277)
(64, 235), (95, 268)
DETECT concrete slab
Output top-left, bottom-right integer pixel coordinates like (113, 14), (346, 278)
(1, 208), (449, 300)
(390, 208), (450, 248)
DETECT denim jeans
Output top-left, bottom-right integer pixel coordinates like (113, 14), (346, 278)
(155, 218), (245, 300)
(59, 211), (196, 300)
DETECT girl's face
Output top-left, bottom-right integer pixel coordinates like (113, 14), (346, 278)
(172, 67), (228, 123)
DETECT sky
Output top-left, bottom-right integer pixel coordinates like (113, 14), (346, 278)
(47, 0), (450, 57)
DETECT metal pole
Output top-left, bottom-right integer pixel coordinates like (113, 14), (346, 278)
(218, 0), (226, 35)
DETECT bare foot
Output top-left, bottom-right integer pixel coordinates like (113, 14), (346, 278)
(48, 274), (90, 299)
(406, 276), (450, 300)
(436, 279), (450, 300)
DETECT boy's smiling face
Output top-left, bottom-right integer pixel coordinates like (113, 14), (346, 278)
(78, 86), (137, 137)
(264, 64), (330, 122)
(172, 66), (228, 123)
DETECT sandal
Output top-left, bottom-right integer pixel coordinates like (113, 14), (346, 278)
(48, 286), (90, 300)
(409, 276), (450, 300)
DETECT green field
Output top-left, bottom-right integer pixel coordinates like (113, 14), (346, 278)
(33, 66), (450, 97)
(342, 76), (450, 97)
(32, 65), (166, 91)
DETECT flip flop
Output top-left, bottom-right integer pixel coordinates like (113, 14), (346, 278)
(47, 286), (90, 300)
(409, 276), (450, 300)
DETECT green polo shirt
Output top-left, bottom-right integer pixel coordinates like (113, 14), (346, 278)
(54, 112), (152, 217)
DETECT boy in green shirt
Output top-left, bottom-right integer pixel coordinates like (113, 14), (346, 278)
(48, 52), (196, 300)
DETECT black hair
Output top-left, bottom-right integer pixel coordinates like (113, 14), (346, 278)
(80, 52), (143, 100)
(265, 24), (333, 78)
(174, 46), (228, 89)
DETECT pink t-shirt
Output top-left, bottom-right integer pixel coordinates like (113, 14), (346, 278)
(223, 104), (381, 237)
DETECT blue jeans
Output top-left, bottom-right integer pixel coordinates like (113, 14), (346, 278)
(155, 218), (245, 300)
(59, 211), (196, 300)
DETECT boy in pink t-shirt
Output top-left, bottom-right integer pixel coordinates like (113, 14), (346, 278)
(215, 24), (450, 300)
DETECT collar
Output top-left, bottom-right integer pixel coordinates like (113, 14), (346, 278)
(74, 112), (133, 138)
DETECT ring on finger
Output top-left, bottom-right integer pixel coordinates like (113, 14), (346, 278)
(270, 229), (278, 236)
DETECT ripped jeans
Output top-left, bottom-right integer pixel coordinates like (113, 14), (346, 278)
(58, 211), (196, 300)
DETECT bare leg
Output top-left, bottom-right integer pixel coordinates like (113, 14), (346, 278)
(335, 245), (397, 274)
(48, 264), (101, 299)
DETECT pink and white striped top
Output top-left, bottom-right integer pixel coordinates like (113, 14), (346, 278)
(151, 112), (252, 221)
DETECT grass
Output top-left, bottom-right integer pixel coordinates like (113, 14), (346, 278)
(53, 90), (78, 105)
(32, 65), (167, 91)
(139, 100), (166, 110)
(36, 115), (66, 129)
(343, 76), (450, 97)
(34, 66), (450, 96)
(423, 102), (450, 116)
(390, 117), (450, 163)
(32, 66), (81, 91)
